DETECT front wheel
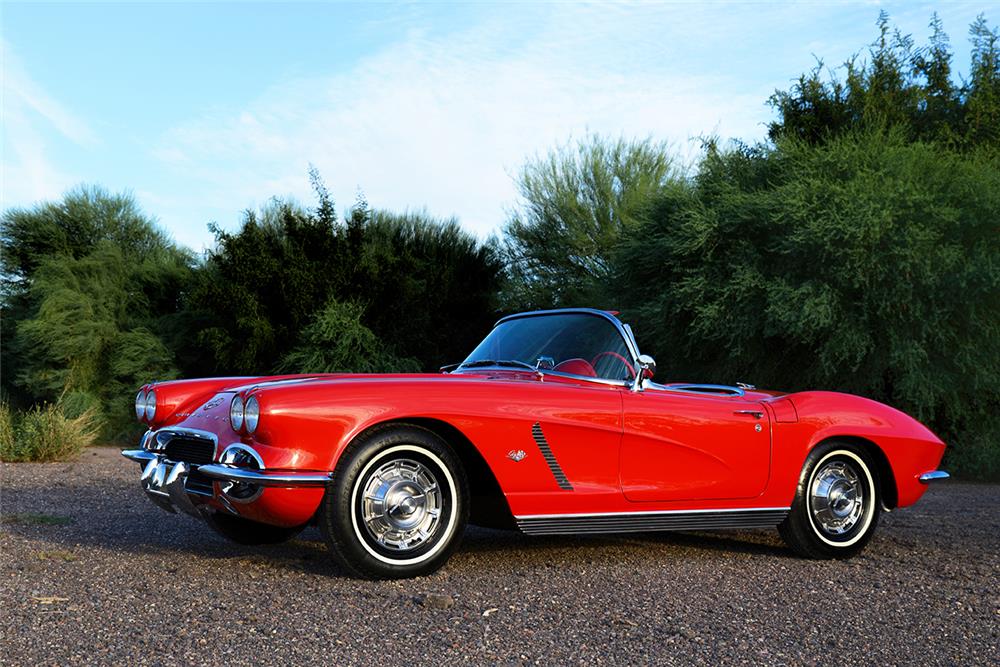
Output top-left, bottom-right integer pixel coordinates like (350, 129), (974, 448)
(318, 425), (468, 579)
(779, 442), (881, 559)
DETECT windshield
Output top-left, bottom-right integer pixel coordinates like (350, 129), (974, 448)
(461, 313), (635, 381)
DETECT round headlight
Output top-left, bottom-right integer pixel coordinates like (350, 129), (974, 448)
(144, 389), (157, 421)
(230, 395), (244, 432)
(135, 390), (147, 420)
(244, 396), (260, 434)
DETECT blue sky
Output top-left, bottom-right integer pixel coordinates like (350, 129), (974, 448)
(1, 1), (991, 250)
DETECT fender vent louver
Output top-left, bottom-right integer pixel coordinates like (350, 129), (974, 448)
(531, 422), (573, 491)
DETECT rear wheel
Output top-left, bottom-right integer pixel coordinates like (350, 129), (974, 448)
(779, 442), (881, 559)
(318, 425), (468, 579)
(204, 512), (305, 545)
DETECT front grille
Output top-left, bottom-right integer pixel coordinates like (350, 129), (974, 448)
(163, 435), (216, 465)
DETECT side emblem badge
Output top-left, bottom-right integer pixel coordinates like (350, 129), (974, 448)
(507, 449), (527, 462)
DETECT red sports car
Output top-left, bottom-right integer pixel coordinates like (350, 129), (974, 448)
(123, 308), (948, 578)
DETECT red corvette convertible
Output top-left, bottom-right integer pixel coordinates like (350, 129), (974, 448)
(123, 308), (948, 578)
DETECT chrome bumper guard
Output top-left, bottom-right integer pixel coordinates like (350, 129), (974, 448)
(122, 449), (202, 517)
(918, 470), (950, 484)
(121, 449), (332, 517)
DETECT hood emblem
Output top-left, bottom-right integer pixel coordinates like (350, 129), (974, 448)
(202, 397), (225, 411)
(507, 449), (527, 462)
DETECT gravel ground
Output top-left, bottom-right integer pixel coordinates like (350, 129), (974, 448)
(1, 447), (997, 666)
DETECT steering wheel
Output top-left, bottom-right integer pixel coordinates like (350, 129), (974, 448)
(591, 351), (636, 379)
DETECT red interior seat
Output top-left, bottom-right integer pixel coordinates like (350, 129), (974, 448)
(553, 358), (597, 377)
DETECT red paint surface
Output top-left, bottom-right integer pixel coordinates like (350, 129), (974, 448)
(142, 370), (945, 527)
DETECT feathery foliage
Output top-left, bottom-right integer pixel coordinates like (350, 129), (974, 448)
(191, 183), (504, 375)
(278, 299), (419, 374)
(617, 130), (1000, 478)
(503, 134), (680, 309)
(768, 12), (1000, 152)
(2, 187), (193, 441)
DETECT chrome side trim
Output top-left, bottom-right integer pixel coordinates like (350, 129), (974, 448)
(918, 470), (950, 484)
(197, 464), (332, 487)
(531, 422), (573, 491)
(515, 507), (790, 536)
(516, 506), (791, 520)
(657, 383), (746, 397)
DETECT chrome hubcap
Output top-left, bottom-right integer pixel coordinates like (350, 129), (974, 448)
(810, 461), (865, 535)
(358, 458), (442, 552)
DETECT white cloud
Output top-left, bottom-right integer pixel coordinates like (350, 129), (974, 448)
(152, 6), (772, 239)
(1, 40), (97, 206)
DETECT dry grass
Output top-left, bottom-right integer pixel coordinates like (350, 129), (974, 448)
(0, 403), (99, 462)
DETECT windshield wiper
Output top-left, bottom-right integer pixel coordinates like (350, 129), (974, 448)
(458, 359), (541, 372)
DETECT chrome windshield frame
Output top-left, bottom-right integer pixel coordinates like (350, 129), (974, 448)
(450, 308), (642, 387)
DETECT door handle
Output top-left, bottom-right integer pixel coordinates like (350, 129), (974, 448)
(733, 410), (764, 419)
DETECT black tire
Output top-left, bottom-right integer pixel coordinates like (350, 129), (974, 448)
(779, 442), (881, 559)
(205, 512), (304, 545)
(318, 424), (468, 579)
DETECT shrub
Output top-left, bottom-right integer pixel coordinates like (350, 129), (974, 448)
(616, 130), (999, 479)
(279, 299), (420, 374)
(503, 134), (681, 309)
(0, 403), (14, 456)
(0, 403), (99, 463)
(944, 423), (1000, 482)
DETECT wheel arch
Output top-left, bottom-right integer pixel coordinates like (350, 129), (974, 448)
(347, 417), (516, 530)
(812, 435), (899, 511)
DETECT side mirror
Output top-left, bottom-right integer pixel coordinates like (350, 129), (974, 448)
(632, 355), (656, 391)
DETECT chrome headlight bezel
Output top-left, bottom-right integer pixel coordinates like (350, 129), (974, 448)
(230, 395), (245, 432)
(136, 390), (147, 420)
(244, 396), (260, 434)
(144, 389), (157, 422)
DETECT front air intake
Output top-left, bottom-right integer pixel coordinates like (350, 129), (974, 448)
(162, 434), (216, 465)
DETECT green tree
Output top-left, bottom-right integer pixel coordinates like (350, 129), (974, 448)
(186, 196), (346, 375)
(188, 175), (504, 374)
(278, 299), (419, 374)
(503, 134), (680, 309)
(1, 187), (193, 440)
(966, 15), (1000, 147)
(349, 208), (505, 368)
(768, 12), (999, 152)
(617, 130), (1000, 478)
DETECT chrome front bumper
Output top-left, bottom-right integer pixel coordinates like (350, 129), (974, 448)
(121, 448), (332, 517)
(122, 449), (202, 517)
(918, 470), (950, 484)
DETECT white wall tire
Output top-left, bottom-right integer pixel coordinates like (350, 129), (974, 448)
(319, 425), (468, 579)
(779, 442), (882, 559)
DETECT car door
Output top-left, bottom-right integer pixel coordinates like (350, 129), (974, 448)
(619, 388), (771, 501)
(453, 375), (625, 517)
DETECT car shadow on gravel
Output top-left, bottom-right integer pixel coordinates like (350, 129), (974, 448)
(5, 507), (793, 581)
(458, 525), (792, 559)
(5, 466), (791, 577)
(3, 516), (352, 577)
